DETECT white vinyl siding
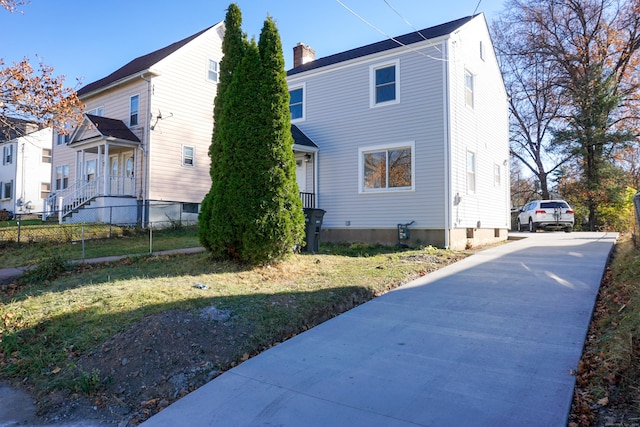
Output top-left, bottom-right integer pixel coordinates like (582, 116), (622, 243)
(288, 42), (446, 230)
(146, 24), (222, 202)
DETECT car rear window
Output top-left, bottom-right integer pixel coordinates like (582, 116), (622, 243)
(540, 202), (569, 209)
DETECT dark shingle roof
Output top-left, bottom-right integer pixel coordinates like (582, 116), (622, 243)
(291, 125), (317, 148)
(82, 114), (141, 143)
(77, 25), (217, 97)
(287, 15), (474, 76)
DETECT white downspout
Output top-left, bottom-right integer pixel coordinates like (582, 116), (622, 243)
(443, 39), (451, 250)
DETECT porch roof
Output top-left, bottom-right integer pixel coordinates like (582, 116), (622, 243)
(291, 125), (317, 149)
(69, 114), (141, 148)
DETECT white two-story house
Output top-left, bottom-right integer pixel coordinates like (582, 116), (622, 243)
(286, 14), (509, 249)
(0, 118), (52, 216)
(48, 22), (225, 225)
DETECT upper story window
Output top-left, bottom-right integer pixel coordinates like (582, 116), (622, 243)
(465, 70), (474, 108)
(2, 145), (13, 165)
(56, 133), (70, 145)
(480, 41), (486, 61)
(207, 59), (218, 83)
(494, 164), (501, 186)
(370, 60), (400, 107)
(42, 148), (52, 164)
(182, 145), (194, 167)
(130, 95), (139, 126)
(289, 84), (305, 121)
(359, 141), (414, 193)
(87, 106), (104, 116)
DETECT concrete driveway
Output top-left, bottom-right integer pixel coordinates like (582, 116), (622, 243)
(142, 232), (617, 426)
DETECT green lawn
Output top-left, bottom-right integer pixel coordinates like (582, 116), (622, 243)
(0, 225), (200, 268)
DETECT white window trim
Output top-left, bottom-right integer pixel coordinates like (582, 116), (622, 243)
(465, 69), (474, 109)
(207, 59), (219, 83)
(466, 150), (476, 194)
(87, 106), (104, 116)
(129, 94), (140, 127)
(358, 141), (415, 194)
(182, 145), (195, 167)
(369, 59), (400, 108)
(289, 82), (306, 123)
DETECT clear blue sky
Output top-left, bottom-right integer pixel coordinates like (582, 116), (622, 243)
(2, 0), (505, 89)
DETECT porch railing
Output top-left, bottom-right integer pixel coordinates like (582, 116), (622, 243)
(58, 179), (99, 222)
(300, 192), (315, 209)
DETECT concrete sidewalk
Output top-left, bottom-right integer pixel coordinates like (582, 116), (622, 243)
(142, 232), (617, 427)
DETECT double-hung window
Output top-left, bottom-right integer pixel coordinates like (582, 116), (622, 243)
(370, 60), (400, 107)
(467, 151), (476, 193)
(289, 84), (305, 121)
(42, 148), (52, 164)
(2, 181), (12, 199)
(41, 182), (51, 199)
(359, 141), (414, 193)
(207, 59), (218, 82)
(55, 165), (69, 190)
(130, 95), (139, 126)
(465, 70), (474, 108)
(182, 145), (194, 167)
(2, 145), (13, 165)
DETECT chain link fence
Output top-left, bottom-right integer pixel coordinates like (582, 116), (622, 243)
(0, 201), (198, 245)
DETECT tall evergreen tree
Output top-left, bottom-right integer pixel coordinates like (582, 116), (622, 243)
(249, 16), (305, 262)
(199, 3), (246, 253)
(200, 6), (304, 264)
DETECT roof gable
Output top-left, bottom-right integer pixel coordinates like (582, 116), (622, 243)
(287, 15), (474, 76)
(70, 114), (140, 144)
(77, 23), (221, 97)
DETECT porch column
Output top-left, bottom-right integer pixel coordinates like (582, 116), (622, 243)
(97, 145), (103, 195)
(133, 148), (138, 197)
(104, 143), (110, 196)
(81, 150), (86, 181)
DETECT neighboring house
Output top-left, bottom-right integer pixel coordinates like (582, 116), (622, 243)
(48, 22), (226, 224)
(0, 118), (53, 216)
(285, 14), (509, 250)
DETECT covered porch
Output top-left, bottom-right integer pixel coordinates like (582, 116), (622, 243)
(45, 114), (142, 222)
(292, 125), (318, 209)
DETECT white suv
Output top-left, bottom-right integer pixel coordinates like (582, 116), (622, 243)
(517, 200), (574, 233)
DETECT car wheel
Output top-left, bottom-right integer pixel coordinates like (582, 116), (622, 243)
(516, 219), (522, 232)
(529, 218), (536, 233)
(565, 226), (572, 233)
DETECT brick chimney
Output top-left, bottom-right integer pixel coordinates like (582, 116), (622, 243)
(293, 42), (315, 68)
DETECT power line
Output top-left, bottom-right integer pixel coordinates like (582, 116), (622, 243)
(334, 0), (448, 62)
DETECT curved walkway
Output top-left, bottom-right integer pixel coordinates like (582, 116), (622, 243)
(142, 232), (617, 427)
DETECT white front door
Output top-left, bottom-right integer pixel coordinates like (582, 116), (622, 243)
(124, 156), (134, 195)
(296, 159), (307, 193)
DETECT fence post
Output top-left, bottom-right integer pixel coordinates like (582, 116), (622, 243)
(149, 222), (153, 254)
(17, 216), (21, 245)
(109, 206), (113, 238)
(82, 225), (85, 261)
(634, 191), (640, 232)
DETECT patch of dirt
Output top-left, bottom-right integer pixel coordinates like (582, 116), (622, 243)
(35, 307), (258, 426)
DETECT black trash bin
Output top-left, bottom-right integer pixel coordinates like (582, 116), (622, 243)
(302, 208), (325, 253)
